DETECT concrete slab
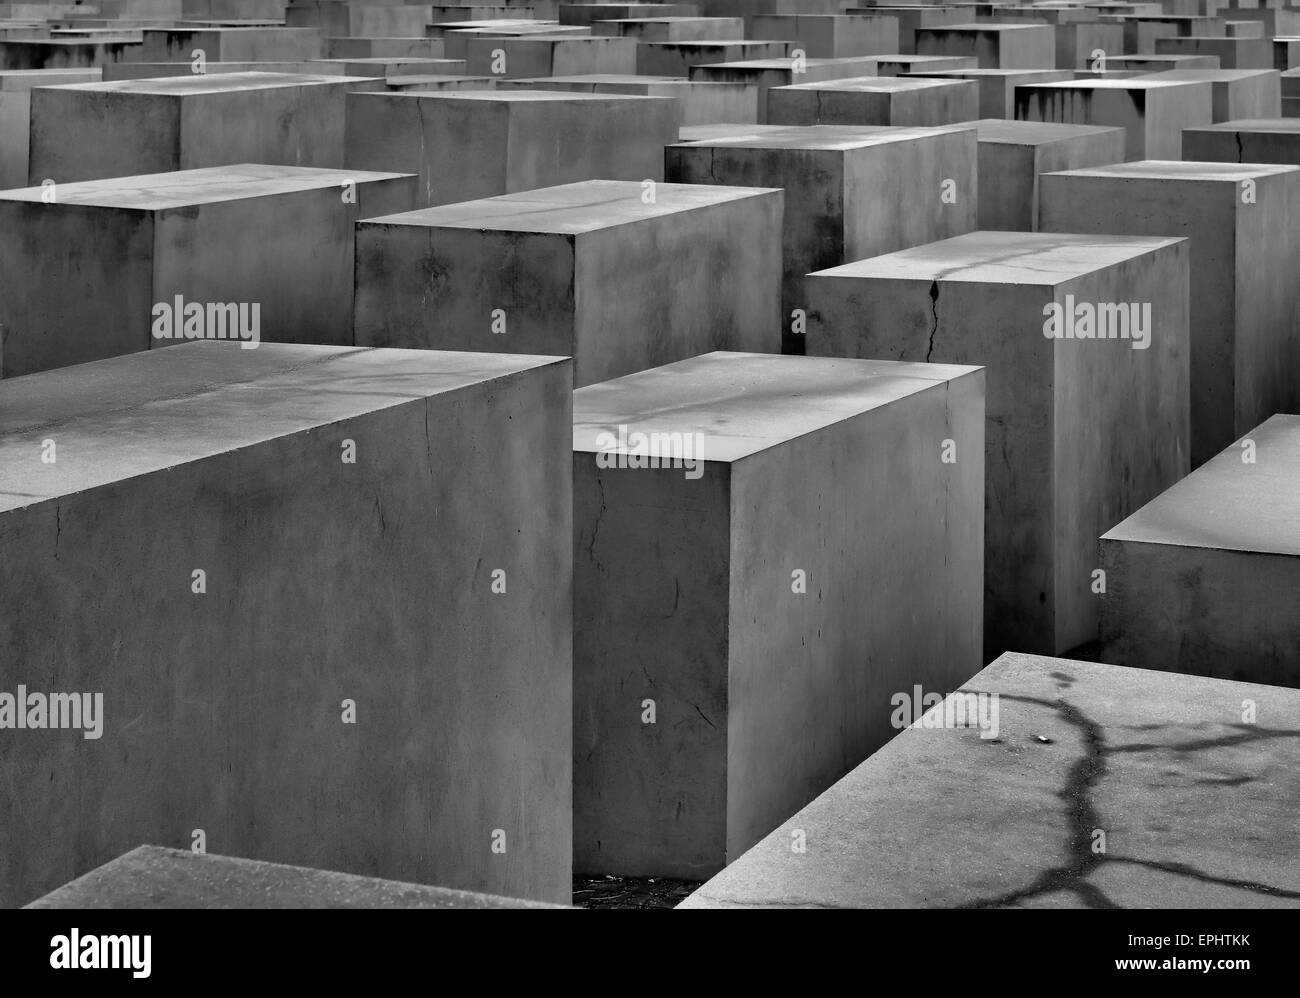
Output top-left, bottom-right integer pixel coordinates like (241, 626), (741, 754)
(1039, 160), (1300, 466)
(749, 14), (901, 58)
(1139, 67), (1280, 121)
(917, 23), (1057, 70)
(29, 71), (385, 183)
(844, 6), (972, 55)
(0, 38), (141, 69)
(965, 118), (1127, 230)
(309, 56), (468, 75)
(768, 76), (979, 126)
(102, 60), (326, 79)
(384, 72), (497, 90)
(139, 26), (326, 62)
(1015, 78), (1214, 158)
(286, 1), (429, 39)
(26, 846), (569, 908)
(635, 39), (791, 77)
(344, 90), (677, 206)
(588, 16), (743, 42)
(497, 73), (757, 123)
(465, 33), (637, 77)
(1182, 117), (1300, 166)
(666, 124), (978, 354)
(1155, 34), (1274, 70)
(0, 164), (415, 377)
(0, 68), (98, 187)
(686, 56), (884, 121)
(354, 180), (782, 386)
(573, 351), (985, 878)
(1049, 20), (1124, 71)
(1101, 413), (1300, 688)
(558, 3), (699, 27)
(806, 231), (1191, 657)
(679, 653), (1300, 908)
(903, 67), (1073, 119)
(1099, 52), (1220, 71)
(326, 36), (447, 59)
(0, 342), (573, 908)
(870, 52), (979, 76)
(439, 25), (591, 61)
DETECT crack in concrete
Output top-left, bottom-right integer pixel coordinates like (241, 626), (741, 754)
(691, 702), (716, 730)
(925, 280), (940, 363)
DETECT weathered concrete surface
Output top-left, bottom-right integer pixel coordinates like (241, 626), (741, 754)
(917, 24), (1056, 70)
(573, 351), (984, 878)
(1141, 67), (1281, 121)
(1182, 117), (1300, 165)
(1155, 35), (1273, 70)
(139, 26), (326, 62)
(354, 180), (782, 386)
(327, 35), (447, 59)
(768, 76), (979, 126)
(310, 56), (469, 75)
(903, 67), (1072, 119)
(1101, 414), (1300, 688)
(1101, 52), (1220, 71)
(440, 25), (592, 61)
(384, 72), (497, 91)
(1039, 160), (1300, 466)
(871, 52), (978, 77)
(679, 653), (1300, 908)
(26, 846), (570, 908)
(687, 55), (881, 120)
(0, 38), (141, 70)
(806, 231), (1191, 658)
(667, 124), (977, 353)
(589, 16), (744, 43)
(559, 2), (699, 27)
(845, 5), (971, 55)
(0, 164), (415, 377)
(286, 1), (429, 38)
(29, 71), (383, 182)
(102, 60), (325, 79)
(1051, 21), (1125, 71)
(464, 34), (637, 77)
(0, 68), (98, 187)
(1015, 78), (1214, 158)
(967, 119), (1126, 230)
(0, 342), (573, 909)
(749, 13), (900, 58)
(498, 73), (757, 124)
(344, 90), (677, 206)
(635, 39), (791, 77)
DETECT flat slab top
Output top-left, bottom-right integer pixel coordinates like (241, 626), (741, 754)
(38, 71), (380, 94)
(573, 351), (980, 463)
(669, 123), (972, 151)
(921, 22), (1048, 31)
(1143, 68), (1279, 82)
(901, 68), (1071, 77)
(965, 118), (1127, 143)
(364, 179), (779, 234)
(372, 88), (668, 104)
(0, 69), (101, 90)
(695, 56), (878, 70)
(1103, 414), (1300, 556)
(507, 74), (682, 84)
(0, 344), (567, 514)
(1018, 77), (1212, 91)
(25, 847), (566, 909)
(678, 123), (792, 142)
(1186, 117), (1300, 133)
(0, 163), (411, 209)
(811, 230), (1185, 286)
(679, 653), (1300, 909)
(1042, 158), (1298, 181)
(776, 76), (970, 93)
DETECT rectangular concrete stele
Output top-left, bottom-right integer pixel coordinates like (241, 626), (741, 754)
(0, 164), (416, 378)
(1101, 413), (1300, 688)
(310, 56), (469, 75)
(285, 2), (429, 39)
(558, 4), (700, 28)
(871, 53), (980, 77)
(28, 72), (385, 183)
(903, 68), (1074, 119)
(1139, 68), (1280, 121)
(498, 74), (758, 124)
(768, 76), (980, 127)
(686, 56), (882, 120)
(748, 14), (901, 59)
(384, 73), (498, 91)
(635, 40), (792, 77)
(26, 846), (570, 908)
(139, 27), (326, 62)
(1154, 36), (1274, 70)
(845, 6), (973, 56)
(1014, 78), (1214, 159)
(426, 19), (551, 41)
(967, 119), (1126, 230)
(464, 34), (637, 77)
(667, 124), (978, 354)
(1039, 160), (1300, 467)
(101, 61), (328, 80)
(0, 342), (573, 908)
(1183, 117), (1300, 166)
(344, 90), (677, 207)
(0, 39), (142, 70)
(573, 351), (985, 878)
(1051, 21), (1124, 71)
(326, 36), (447, 60)
(1275, 39), (1300, 72)
(440, 26), (593, 60)
(0, 68), (98, 188)
(678, 653), (1300, 908)
(917, 24), (1057, 69)
(588, 17), (745, 43)
(1100, 53), (1220, 71)
(805, 231), (1191, 657)
(354, 181), (782, 387)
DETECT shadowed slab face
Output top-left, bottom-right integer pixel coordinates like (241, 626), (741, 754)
(679, 653), (1300, 908)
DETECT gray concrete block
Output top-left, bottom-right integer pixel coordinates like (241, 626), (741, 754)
(967, 119), (1127, 231)
(1101, 413), (1300, 688)
(439, 25), (592, 61)
(573, 351), (985, 878)
(139, 27), (326, 62)
(1155, 35), (1274, 70)
(1182, 117), (1300, 165)
(1140, 68), (1280, 121)
(679, 653), (1300, 907)
(558, 3), (699, 27)
(286, 1), (429, 39)
(749, 14), (901, 58)
(1015, 78), (1214, 158)
(903, 68), (1073, 119)
(326, 35), (447, 59)
(383, 72), (497, 90)
(309, 56), (468, 75)
(353, 180), (782, 386)
(344, 90), (677, 206)
(687, 55), (883, 120)
(1100, 52), (1220, 71)
(0, 342), (574, 908)
(26, 846), (570, 908)
(0, 38), (141, 69)
(667, 124), (978, 353)
(29, 72), (384, 183)
(102, 61), (328, 80)
(635, 39), (791, 77)
(0, 68), (98, 188)
(1039, 160), (1300, 466)
(870, 53), (979, 77)
(588, 16), (743, 42)
(0, 164), (415, 377)
(845, 6), (972, 56)
(464, 33), (637, 76)
(917, 24), (1057, 70)
(806, 231), (1191, 657)
(497, 73), (758, 124)
(768, 76), (979, 127)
